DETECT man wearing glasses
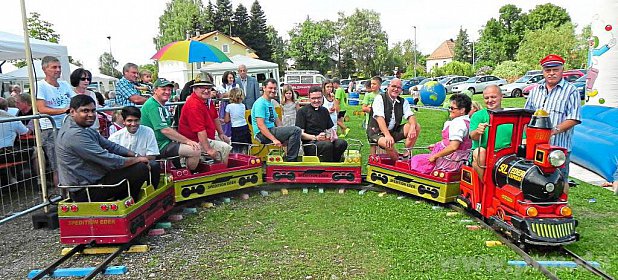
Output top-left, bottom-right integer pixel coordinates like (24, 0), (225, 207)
(367, 78), (420, 161)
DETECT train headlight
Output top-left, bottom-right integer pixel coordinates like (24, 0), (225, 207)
(548, 150), (566, 167)
(559, 206), (572, 216)
(526, 207), (538, 217)
(545, 183), (555, 192)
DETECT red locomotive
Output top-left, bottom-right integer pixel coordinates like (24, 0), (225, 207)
(457, 109), (579, 246)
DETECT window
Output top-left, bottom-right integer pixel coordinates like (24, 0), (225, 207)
(300, 76), (313, 84)
(214, 36), (218, 41)
(222, 44), (229, 53)
(287, 76), (300, 84)
(315, 76), (324, 84)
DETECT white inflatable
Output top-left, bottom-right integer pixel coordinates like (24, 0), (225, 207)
(586, 0), (617, 107)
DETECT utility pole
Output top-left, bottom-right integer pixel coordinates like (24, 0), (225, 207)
(107, 36), (113, 76)
(413, 26), (417, 78)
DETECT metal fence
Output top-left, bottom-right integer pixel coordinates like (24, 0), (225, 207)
(0, 114), (55, 225)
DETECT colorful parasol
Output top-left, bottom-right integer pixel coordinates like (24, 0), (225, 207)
(151, 40), (232, 63)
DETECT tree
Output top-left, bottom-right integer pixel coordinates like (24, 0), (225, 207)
(492, 60), (531, 82)
(139, 64), (159, 80)
(266, 25), (286, 74)
(247, 0), (271, 61)
(203, 1), (215, 31)
(453, 27), (473, 64)
(69, 56), (83, 67)
(98, 52), (122, 78)
(338, 9), (388, 77)
(154, 0), (203, 48)
(498, 4), (527, 60)
(213, 0), (233, 35)
(475, 18), (508, 67)
(287, 18), (335, 73)
(27, 12), (60, 43)
(516, 23), (584, 69)
(527, 3), (571, 31)
(232, 4), (250, 41)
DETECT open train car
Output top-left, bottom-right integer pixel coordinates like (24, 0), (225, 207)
(367, 154), (463, 203)
(265, 140), (363, 184)
(58, 174), (175, 244)
(170, 153), (263, 202)
(457, 109), (579, 246)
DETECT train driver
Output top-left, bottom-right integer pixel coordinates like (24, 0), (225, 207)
(296, 86), (348, 162)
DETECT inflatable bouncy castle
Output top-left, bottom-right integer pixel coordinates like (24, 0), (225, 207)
(571, 0), (618, 181)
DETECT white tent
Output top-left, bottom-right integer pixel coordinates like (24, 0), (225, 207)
(0, 73), (15, 81)
(200, 55), (280, 87)
(5, 60), (117, 85)
(0, 31), (71, 81)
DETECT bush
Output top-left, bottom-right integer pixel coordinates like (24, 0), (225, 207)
(492, 60), (531, 83)
(475, 66), (493, 76)
(441, 61), (474, 77)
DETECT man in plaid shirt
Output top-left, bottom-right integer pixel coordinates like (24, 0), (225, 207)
(115, 63), (148, 106)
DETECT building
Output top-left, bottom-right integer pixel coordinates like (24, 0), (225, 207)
(157, 31), (257, 87)
(426, 39), (455, 73)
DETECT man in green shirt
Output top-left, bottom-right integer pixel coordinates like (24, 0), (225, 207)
(469, 84), (512, 179)
(140, 78), (201, 171)
(332, 78), (349, 137)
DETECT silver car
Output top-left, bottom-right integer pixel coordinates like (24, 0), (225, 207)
(439, 76), (469, 93)
(451, 75), (507, 94)
(500, 74), (544, 98)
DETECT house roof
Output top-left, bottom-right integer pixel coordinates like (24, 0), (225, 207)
(191, 31), (257, 57)
(427, 39), (455, 60)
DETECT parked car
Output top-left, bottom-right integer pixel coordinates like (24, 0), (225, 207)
(563, 69), (585, 82)
(356, 79), (368, 93)
(573, 74), (586, 100)
(439, 76), (469, 93)
(402, 79), (415, 93)
(525, 70), (542, 76)
(500, 74), (544, 98)
(341, 79), (352, 92)
(408, 76), (426, 87)
(522, 79), (542, 98)
(451, 75), (507, 94)
(416, 77), (439, 91)
(380, 80), (390, 92)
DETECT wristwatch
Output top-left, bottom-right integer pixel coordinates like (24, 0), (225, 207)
(552, 126), (561, 134)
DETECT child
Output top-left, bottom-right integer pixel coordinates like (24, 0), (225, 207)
(108, 110), (124, 135)
(136, 70), (153, 95)
(280, 85), (300, 127)
(224, 88), (252, 153)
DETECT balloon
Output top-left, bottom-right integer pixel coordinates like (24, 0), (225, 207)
(587, 89), (599, 97)
(606, 24), (613, 31)
(599, 98), (606, 104)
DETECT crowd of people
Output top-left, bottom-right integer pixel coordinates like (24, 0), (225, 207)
(0, 53), (615, 204)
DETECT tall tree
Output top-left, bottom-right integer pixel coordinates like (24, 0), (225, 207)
(98, 52), (122, 78)
(338, 9), (388, 77)
(498, 4), (527, 60)
(247, 0), (271, 61)
(27, 12), (60, 43)
(527, 3), (571, 31)
(154, 0), (203, 47)
(203, 1), (215, 32)
(475, 18), (508, 67)
(287, 18), (335, 73)
(453, 27), (473, 64)
(232, 4), (250, 42)
(266, 25), (286, 74)
(213, 0), (233, 35)
(516, 23), (584, 69)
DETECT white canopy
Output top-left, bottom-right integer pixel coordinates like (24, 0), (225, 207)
(200, 55), (280, 87)
(0, 31), (71, 81)
(0, 73), (15, 81)
(5, 60), (117, 84)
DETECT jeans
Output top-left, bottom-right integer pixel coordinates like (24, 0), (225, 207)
(257, 126), (301, 161)
(69, 163), (150, 202)
(303, 139), (348, 162)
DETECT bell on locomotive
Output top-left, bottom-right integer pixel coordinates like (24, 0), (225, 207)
(493, 109), (568, 202)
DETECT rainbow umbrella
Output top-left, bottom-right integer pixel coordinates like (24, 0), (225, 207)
(151, 40), (232, 63)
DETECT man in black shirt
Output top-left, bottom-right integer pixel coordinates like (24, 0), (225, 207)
(295, 86), (348, 162)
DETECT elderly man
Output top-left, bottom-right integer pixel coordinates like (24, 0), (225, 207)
(525, 54), (581, 193)
(36, 56), (75, 187)
(140, 78), (201, 171)
(56, 95), (151, 202)
(296, 86), (348, 162)
(367, 78), (420, 161)
(178, 79), (232, 164)
(252, 79), (301, 162)
(115, 63), (148, 106)
(235, 64), (260, 109)
(15, 93), (33, 125)
(469, 85), (512, 179)
(108, 106), (161, 188)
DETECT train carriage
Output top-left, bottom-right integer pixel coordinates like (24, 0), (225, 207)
(265, 140), (363, 184)
(58, 174), (175, 245)
(170, 153), (263, 202)
(367, 153), (464, 203)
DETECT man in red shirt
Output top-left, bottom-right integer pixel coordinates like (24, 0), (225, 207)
(178, 79), (232, 164)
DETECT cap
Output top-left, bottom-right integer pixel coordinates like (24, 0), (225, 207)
(153, 78), (174, 88)
(540, 54), (565, 68)
(190, 76), (214, 87)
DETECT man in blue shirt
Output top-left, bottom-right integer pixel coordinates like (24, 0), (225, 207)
(251, 79), (301, 162)
(525, 54), (581, 193)
(115, 63), (148, 106)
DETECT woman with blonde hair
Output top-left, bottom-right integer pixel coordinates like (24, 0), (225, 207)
(280, 85), (300, 127)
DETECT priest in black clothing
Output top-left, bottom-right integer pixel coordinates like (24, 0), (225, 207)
(295, 86), (348, 162)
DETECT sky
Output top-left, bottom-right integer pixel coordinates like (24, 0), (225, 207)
(0, 0), (602, 73)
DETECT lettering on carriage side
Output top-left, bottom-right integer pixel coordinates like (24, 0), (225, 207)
(507, 168), (525, 182)
(208, 180), (239, 189)
(498, 164), (509, 175)
(67, 219), (115, 226)
(391, 178), (417, 189)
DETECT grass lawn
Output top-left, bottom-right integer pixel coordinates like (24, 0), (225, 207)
(141, 95), (617, 279)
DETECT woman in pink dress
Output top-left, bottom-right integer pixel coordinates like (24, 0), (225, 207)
(410, 94), (473, 174)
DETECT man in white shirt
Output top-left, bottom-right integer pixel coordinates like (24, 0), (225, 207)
(108, 106), (161, 188)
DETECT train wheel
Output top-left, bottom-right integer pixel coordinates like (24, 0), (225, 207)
(497, 209), (506, 221)
(196, 185), (205, 195)
(379, 175), (388, 184)
(370, 173), (378, 182)
(239, 177), (246, 186)
(181, 188), (192, 198)
(251, 175), (258, 183)
(346, 173), (355, 181)
(332, 173), (340, 181)
(273, 172), (281, 181)
(289, 172), (296, 181)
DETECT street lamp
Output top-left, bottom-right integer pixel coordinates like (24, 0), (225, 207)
(107, 36), (113, 75)
(412, 26), (417, 78)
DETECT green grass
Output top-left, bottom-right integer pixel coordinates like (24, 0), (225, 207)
(143, 95), (617, 279)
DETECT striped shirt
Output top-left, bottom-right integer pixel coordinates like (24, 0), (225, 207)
(115, 77), (140, 106)
(524, 78), (581, 151)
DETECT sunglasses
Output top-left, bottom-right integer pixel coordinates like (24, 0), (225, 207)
(80, 77), (91, 81)
(448, 106), (460, 111)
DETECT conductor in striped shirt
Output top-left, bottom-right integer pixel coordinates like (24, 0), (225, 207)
(524, 54), (582, 193)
